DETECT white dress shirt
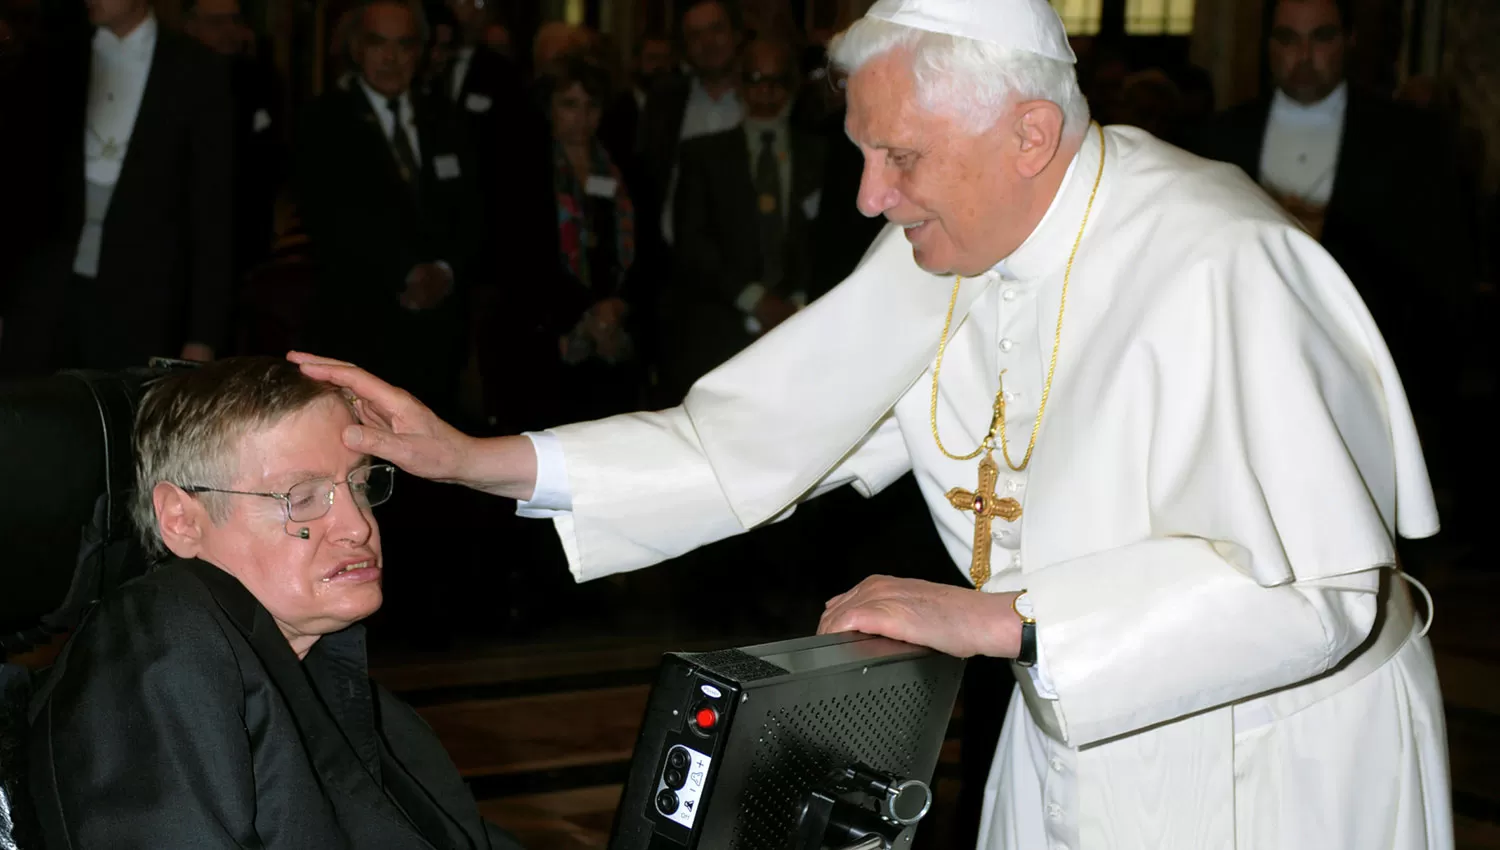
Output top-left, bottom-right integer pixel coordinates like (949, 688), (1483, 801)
(449, 46), (475, 102)
(678, 76), (743, 141)
(358, 78), (421, 165)
(1258, 82), (1347, 205)
(75, 12), (157, 277)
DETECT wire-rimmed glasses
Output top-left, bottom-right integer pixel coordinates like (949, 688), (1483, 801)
(181, 464), (396, 538)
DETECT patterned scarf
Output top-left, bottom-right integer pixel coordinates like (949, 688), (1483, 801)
(553, 140), (636, 290)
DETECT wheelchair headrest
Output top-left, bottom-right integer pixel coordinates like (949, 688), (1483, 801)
(0, 363), (195, 650)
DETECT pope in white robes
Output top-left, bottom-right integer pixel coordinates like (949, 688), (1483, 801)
(292, 0), (1453, 847)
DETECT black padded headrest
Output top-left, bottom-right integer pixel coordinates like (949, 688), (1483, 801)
(0, 364), (191, 647)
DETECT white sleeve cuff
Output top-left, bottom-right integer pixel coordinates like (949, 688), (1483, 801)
(735, 282), (768, 315)
(1027, 635), (1059, 699)
(515, 431), (573, 517)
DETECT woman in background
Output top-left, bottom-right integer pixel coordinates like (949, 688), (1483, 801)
(481, 55), (648, 433)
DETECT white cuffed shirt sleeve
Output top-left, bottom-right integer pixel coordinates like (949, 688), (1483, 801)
(515, 431), (573, 517)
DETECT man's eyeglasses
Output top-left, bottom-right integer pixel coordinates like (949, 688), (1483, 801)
(181, 464), (396, 538)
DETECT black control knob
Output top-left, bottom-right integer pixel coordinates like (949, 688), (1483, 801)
(656, 789), (680, 815)
(664, 767), (687, 790)
(667, 747), (691, 771)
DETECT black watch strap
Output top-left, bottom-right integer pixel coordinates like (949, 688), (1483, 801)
(1016, 620), (1037, 667)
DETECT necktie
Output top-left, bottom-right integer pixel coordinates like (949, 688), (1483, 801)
(387, 97), (419, 185)
(755, 129), (784, 288)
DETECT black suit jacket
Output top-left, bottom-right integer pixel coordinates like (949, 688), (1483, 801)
(599, 89), (643, 170)
(808, 109), (885, 300)
(294, 83), (481, 414)
(28, 559), (522, 850)
(230, 54), (285, 279)
(664, 124), (825, 398)
(450, 46), (523, 115)
(0, 28), (234, 376)
(639, 75), (691, 210)
(449, 47), (546, 289)
(446, 46), (531, 176)
(1186, 89), (1476, 398)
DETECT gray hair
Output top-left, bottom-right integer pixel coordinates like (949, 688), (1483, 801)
(131, 357), (348, 560)
(828, 17), (1090, 137)
(344, 0), (431, 58)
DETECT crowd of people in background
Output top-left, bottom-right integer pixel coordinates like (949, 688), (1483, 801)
(0, 2), (1495, 844)
(0, 0), (1495, 629)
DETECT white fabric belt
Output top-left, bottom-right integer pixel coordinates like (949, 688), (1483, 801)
(1012, 569), (1422, 745)
(1230, 571), (1419, 733)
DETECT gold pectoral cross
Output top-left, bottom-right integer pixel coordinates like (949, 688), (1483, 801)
(945, 450), (1022, 589)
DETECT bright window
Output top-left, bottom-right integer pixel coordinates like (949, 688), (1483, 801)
(1050, 0), (1103, 36)
(1124, 0), (1195, 35)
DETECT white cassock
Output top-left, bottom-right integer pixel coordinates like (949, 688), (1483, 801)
(525, 126), (1451, 849)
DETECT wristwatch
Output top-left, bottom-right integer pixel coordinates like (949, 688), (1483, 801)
(1012, 591), (1037, 668)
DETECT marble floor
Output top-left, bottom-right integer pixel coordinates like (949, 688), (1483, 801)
(367, 554), (1500, 850)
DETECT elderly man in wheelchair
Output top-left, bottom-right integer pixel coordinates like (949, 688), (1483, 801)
(0, 357), (522, 849)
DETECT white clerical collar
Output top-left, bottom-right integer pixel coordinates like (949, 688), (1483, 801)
(93, 10), (157, 60)
(1269, 81), (1348, 127)
(995, 123), (1106, 282)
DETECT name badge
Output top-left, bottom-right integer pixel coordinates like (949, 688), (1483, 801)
(465, 93), (493, 113)
(433, 154), (462, 180)
(801, 189), (822, 221)
(252, 109), (272, 133)
(585, 175), (618, 198)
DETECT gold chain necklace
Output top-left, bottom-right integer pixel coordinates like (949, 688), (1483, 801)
(930, 124), (1106, 589)
(929, 123), (1106, 469)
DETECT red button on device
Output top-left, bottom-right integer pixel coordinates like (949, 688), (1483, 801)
(695, 707), (718, 729)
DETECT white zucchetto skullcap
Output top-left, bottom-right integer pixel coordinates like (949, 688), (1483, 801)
(863, 0), (1078, 64)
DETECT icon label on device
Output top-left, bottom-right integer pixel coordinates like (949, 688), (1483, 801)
(660, 746), (712, 830)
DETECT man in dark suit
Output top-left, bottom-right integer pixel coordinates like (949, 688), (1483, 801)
(296, 0), (483, 645)
(438, 0), (534, 294)
(639, 0), (743, 242)
(295, 0), (480, 420)
(662, 36), (823, 402)
(442, 0), (527, 174)
(1187, 0), (1474, 405)
(0, 0), (233, 377)
(599, 31), (673, 172)
(184, 0), (285, 283)
(1188, 0), (1478, 570)
(28, 357), (522, 849)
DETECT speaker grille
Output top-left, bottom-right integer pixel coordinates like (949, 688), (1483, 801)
(730, 677), (940, 850)
(685, 649), (789, 683)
